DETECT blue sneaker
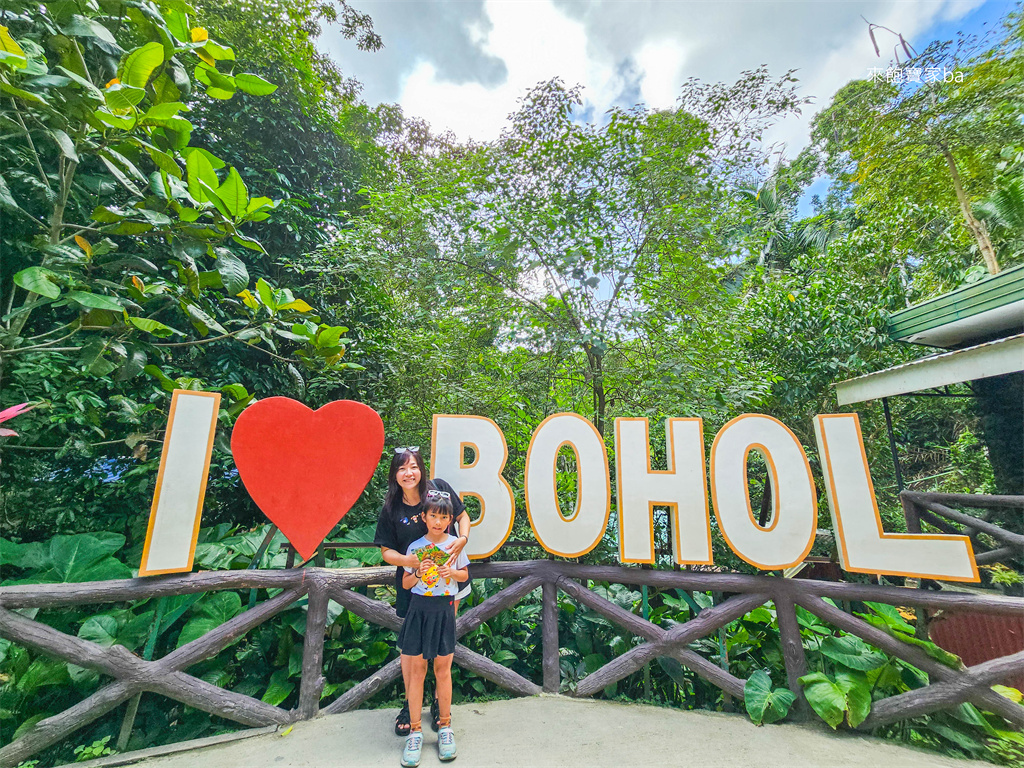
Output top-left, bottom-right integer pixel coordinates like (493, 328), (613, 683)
(438, 726), (457, 762)
(401, 731), (423, 767)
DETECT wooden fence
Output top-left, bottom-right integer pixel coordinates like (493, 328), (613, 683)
(902, 491), (1024, 566)
(2, 499), (1023, 766)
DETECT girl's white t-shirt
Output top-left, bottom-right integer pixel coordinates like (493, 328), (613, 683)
(403, 534), (469, 597)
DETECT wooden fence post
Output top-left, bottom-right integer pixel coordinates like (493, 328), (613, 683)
(774, 593), (808, 719)
(542, 580), (559, 693)
(298, 579), (329, 720)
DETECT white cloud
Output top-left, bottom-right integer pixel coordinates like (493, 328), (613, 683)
(397, 0), (615, 141)
(323, 0), (999, 151)
(636, 39), (687, 109)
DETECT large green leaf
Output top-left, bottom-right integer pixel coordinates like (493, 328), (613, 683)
(104, 83), (146, 111)
(214, 248), (249, 294)
(256, 277), (276, 310)
(0, 25), (27, 68)
(744, 669), (795, 725)
(799, 672), (847, 729)
(17, 658), (69, 695)
(0, 538), (49, 571)
(66, 291), (124, 311)
(13, 266), (61, 299)
(186, 148), (219, 203)
(22, 534), (133, 583)
(261, 668), (294, 706)
(50, 128), (78, 162)
(218, 167), (249, 218)
(128, 316), (184, 337)
(234, 73), (277, 96)
(121, 42), (165, 88)
(176, 592), (243, 648)
(818, 635), (887, 671)
(62, 15), (118, 45)
(165, 9), (191, 42)
(79, 615), (118, 647)
(835, 670), (871, 728)
(0, 173), (19, 211)
(141, 101), (188, 123)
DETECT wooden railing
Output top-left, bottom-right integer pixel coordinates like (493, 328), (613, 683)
(902, 491), (1024, 567)
(2, 551), (1024, 766)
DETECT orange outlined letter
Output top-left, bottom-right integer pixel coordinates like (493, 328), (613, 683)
(614, 418), (712, 565)
(710, 415), (817, 570)
(139, 390), (220, 576)
(525, 413), (611, 558)
(431, 415), (515, 559)
(814, 414), (978, 582)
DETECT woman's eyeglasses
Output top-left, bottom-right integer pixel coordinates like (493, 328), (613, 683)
(425, 489), (451, 499)
(394, 446), (420, 454)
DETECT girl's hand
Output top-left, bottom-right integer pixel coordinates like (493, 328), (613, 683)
(416, 559), (430, 576)
(438, 562), (451, 579)
(443, 535), (468, 559)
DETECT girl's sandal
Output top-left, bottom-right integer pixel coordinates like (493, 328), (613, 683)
(395, 701), (411, 736)
(430, 698), (440, 732)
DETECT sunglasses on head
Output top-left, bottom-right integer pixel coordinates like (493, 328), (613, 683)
(425, 489), (451, 499)
(394, 446), (420, 455)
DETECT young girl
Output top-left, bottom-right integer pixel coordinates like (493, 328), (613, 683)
(397, 490), (468, 766)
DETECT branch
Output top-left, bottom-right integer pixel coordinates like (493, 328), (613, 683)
(428, 253), (562, 328)
(150, 328), (252, 348)
(9, 99), (51, 193)
(2, 437), (163, 452)
(1, 338), (83, 355)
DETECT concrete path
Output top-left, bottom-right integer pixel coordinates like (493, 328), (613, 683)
(70, 696), (985, 768)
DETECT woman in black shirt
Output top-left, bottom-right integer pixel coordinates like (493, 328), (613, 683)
(374, 447), (470, 735)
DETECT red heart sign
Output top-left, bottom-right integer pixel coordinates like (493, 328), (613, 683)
(231, 397), (385, 561)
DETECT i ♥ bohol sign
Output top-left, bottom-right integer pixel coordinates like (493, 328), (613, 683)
(139, 392), (979, 583)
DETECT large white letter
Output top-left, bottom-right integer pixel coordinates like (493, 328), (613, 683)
(431, 415), (515, 559)
(615, 418), (712, 565)
(814, 414), (978, 581)
(139, 390), (221, 576)
(710, 415), (817, 569)
(525, 413), (611, 557)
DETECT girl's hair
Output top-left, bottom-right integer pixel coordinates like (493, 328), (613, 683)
(423, 493), (453, 519)
(383, 449), (427, 513)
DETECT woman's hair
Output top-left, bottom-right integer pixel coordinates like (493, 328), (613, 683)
(383, 448), (427, 513)
(423, 493), (453, 519)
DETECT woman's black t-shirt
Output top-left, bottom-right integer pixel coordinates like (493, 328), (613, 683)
(373, 478), (467, 616)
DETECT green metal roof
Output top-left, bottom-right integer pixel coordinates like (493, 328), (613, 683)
(888, 263), (1024, 348)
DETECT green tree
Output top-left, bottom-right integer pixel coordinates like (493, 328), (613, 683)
(350, 71), (805, 436)
(812, 14), (1024, 284)
(0, 1), (363, 538)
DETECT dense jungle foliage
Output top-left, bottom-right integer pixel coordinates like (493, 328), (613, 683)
(0, 1), (1022, 765)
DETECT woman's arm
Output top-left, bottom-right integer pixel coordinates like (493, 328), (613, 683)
(381, 547), (418, 570)
(443, 511), (471, 557)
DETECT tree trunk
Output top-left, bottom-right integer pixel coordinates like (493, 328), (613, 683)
(942, 147), (1000, 275)
(973, 373), (1023, 504)
(586, 348), (606, 437)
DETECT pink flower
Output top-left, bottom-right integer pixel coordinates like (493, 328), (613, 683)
(0, 402), (33, 437)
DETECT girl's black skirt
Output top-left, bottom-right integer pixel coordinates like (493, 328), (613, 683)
(397, 594), (456, 659)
